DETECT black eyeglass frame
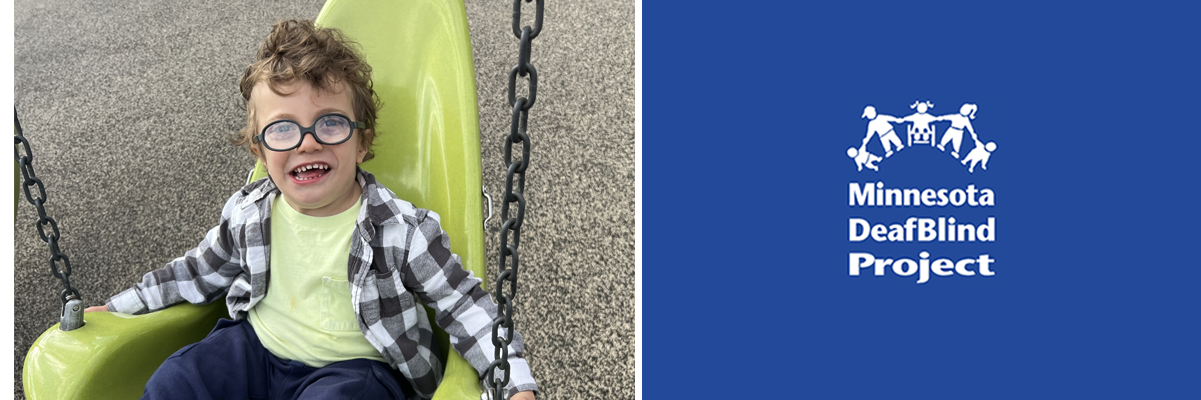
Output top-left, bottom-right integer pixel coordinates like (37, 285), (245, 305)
(252, 113), (367, 152)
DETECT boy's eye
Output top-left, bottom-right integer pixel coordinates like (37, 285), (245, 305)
(321, 117), (348, 127)
(266, 123), (297, 136)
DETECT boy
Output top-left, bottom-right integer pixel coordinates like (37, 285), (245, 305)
(860, 105), (905, 158)
(84, 20), (537, 400)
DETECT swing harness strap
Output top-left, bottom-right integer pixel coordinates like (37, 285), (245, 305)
(15, 108), (86, 331)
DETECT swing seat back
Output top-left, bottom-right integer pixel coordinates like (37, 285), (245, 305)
(22, 1), (487, 399)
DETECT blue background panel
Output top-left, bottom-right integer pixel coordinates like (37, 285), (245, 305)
(644, 1), (1199, 398)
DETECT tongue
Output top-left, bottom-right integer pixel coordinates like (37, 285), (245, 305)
(296, 168), (326, 179)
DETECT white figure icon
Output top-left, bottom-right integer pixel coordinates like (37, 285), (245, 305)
(937, 103), (979, 159)
(900, 100), (938, 146)
(860, 105), (905, 157)
(848, 100), (997, 173)
(962, 140), (996, 173)
(847, 145), (882, 171)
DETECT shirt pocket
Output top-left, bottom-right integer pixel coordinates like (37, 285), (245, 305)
(320, 276), (361, 332)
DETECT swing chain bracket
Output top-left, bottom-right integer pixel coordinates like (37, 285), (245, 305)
(61, 296), (86, 331)
(483, 185), (493, 230)
(486, 0), (543, 398)
(15, 108), (86, 331)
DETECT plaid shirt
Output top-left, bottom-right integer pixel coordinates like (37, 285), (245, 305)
(107, 170), (537, 399)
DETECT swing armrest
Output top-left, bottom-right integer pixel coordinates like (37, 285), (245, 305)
(23, 301), (228, 400)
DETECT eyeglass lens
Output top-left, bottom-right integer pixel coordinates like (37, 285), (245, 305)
(263, 114), (353, 150)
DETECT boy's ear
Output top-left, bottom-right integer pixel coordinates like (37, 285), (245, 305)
(251, 145), (267, 170)
(356, 130), (370, 164)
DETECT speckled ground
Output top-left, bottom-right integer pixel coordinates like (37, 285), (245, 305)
(13, 1), (634, 399)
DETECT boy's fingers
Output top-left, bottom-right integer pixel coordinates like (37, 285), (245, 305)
(84, 305), (109, 313)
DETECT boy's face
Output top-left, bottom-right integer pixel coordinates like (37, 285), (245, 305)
(251, 79), (367, 217)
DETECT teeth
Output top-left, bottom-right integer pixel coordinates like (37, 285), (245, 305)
(292, 163), (329, 175)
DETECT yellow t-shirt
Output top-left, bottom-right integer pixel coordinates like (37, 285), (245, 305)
(247, 196), (386, 367)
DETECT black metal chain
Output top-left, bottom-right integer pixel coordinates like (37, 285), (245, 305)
(15, 109), (83, 306)
(487, 0), (542, 398)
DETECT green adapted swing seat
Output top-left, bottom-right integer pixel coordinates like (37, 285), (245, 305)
(23, 1), (489, 398)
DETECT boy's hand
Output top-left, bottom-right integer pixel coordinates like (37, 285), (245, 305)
(84, 305), (109, 313)
(510, 391), (535, 400)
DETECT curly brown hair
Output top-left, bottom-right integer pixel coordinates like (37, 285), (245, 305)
(232, 19), (380, 161)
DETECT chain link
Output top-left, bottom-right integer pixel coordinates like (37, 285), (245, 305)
(15, 109), (83, 305)
(487, 1), (543, 398)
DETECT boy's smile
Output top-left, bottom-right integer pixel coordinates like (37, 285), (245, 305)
(252, 79), (367, 217)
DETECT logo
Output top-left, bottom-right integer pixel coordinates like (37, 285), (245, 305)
(846, 99), (999, 284)
(847, 100), (997, 173)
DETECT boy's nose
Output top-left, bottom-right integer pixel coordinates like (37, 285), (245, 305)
(296, 132), (323, 152)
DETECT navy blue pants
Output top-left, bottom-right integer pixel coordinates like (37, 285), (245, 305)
(142, 319), (405, 400)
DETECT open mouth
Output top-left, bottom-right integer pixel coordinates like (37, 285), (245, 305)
(290, 163), (330, 182)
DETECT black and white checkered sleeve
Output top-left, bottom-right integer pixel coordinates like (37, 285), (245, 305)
(106, 192), (244, 315)
(401, 209), (538, 399)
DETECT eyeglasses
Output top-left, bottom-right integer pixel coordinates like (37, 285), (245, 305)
(253, 113), (366, 152)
